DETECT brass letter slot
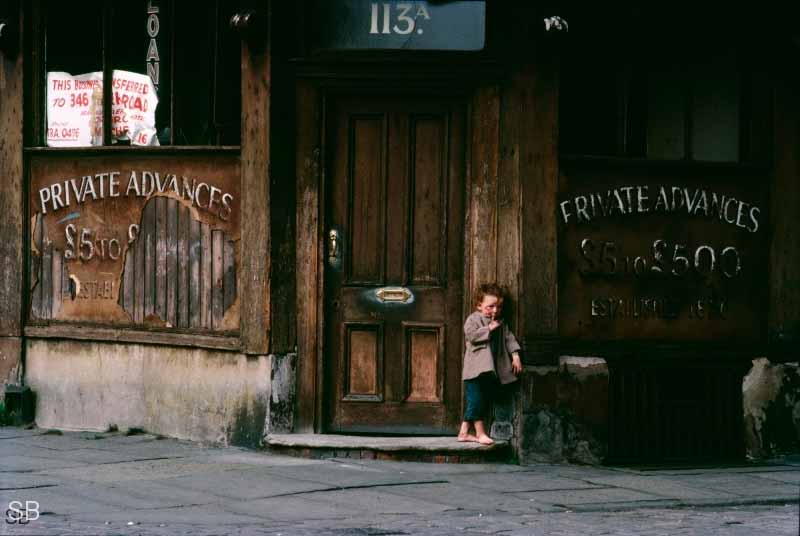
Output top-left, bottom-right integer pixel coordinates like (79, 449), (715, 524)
(376, 287), (412, 303)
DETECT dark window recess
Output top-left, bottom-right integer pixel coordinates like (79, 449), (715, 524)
(41, 0), (241, 147)
(558, 10), (771, 164)
(607, 364), (747, 464)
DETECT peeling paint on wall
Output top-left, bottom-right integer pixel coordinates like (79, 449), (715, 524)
(744, 358), (800, 457)
(0, 338), (22, 402)
(267, 353), (297, 434)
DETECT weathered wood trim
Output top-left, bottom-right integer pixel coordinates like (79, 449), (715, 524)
(295, 80), (322, 432)
(0, 7), (24, 337)
(519, 57), (559, 364)
(768, 70), (800, 361)
(268, 2), (298, 353)
(467, 85), (501, 294)
(239, 2), (272, 355)
(24, 146), (241, 154)
(24, 325), (241, 352)
(497, 75), (523, 332)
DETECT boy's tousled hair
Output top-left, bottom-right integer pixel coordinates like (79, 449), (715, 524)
(475, 283), (506, 306)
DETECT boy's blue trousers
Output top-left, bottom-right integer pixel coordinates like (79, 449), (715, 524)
(463, 372), (498, 421)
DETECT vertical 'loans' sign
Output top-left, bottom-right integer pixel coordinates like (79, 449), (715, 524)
(314, 1), (485, 51)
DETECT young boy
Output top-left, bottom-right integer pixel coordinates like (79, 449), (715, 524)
(459, 283), (523, 445)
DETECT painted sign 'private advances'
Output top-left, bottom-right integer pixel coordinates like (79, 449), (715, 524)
(558, 170), (769, 342)
(29, 156), (240, 332)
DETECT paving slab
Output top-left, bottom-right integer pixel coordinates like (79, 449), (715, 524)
(78, 437), (207, 457)
(448, 471), (604, 492)
(376, 481), (567, 513)
(514, 487), (667, 506)
(270, 487), (455, 517)
(751, 470), (800, 484)
(614, 462), (800, 476)
(224, 494), (366, 523)
(43, 481), (212, 512)
(5, 434), (103, 451)
(0, 486), (127, 516)
(0, 428), (45, 440)
(669, 473), (800, 498)
(516, 463), (629, 480)
(40, 458), (241, 483)
(0, 473), (63, 490)
(253, 460), (450, 488)
(0, 454), (90, 472)
(205, 450), (331, 468)
(579, 474), (742, 500)
(94, 477), (227, 509)
(152, 469), (338, 501)
(73, 503), (270, 526)
(16, 446), (183, 466)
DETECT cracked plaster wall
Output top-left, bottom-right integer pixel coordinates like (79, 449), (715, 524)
(520, 357), (609, 465)
(25, 339), (270, 447)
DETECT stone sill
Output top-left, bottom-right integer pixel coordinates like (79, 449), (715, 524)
(267, 434), (507, 452)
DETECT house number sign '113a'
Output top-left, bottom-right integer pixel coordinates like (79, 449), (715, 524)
(316, 1), (485, 51)
(369, 3), (430, 35)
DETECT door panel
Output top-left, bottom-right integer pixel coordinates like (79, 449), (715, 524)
(326, 94), (466, 434)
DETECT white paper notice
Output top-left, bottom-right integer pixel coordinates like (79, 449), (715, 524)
(111, 70), (159, 146)
(46, 71), (104, 147)
(46, 70), (159, 147)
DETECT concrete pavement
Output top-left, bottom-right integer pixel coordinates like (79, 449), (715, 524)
(1, 426), (798, 535)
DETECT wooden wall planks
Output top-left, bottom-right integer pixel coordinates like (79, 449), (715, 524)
(769, 72), (800, 359)
(116, 197), (237, 330)
(29, 215), (69, 320)
(177, 203), (190, 327)
(239, 6), (273, 355)
(268, 0), (299, 354)
(517, 59), (559, 363)
(468, 85), (501, 296)
(295, 80), (322, 432)
(0, 22), (24, 336)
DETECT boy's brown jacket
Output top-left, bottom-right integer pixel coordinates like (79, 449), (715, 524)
(462, 311), (521, 384)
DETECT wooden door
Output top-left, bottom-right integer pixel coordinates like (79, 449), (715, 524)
(325, 94), (466, 434)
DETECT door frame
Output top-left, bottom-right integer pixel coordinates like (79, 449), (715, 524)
(294, 69), (503, 433)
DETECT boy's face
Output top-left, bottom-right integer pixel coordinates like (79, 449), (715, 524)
(477, 294), (502, 318)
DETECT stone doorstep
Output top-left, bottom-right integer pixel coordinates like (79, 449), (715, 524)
(266, 434), (511, 463)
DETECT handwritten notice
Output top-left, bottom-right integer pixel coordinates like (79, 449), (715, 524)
(111, 70), (159, 146)
(46, 71), (103, 147)
(47, 70), (159, 147)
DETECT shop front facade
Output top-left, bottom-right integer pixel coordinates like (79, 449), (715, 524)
(0, 2), (797, 462)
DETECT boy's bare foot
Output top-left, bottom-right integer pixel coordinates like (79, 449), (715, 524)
(476, 434), (494, 445)
(457, 433), (478, 442)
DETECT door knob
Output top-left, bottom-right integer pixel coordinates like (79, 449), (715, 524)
(327, 228), (341, 268)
